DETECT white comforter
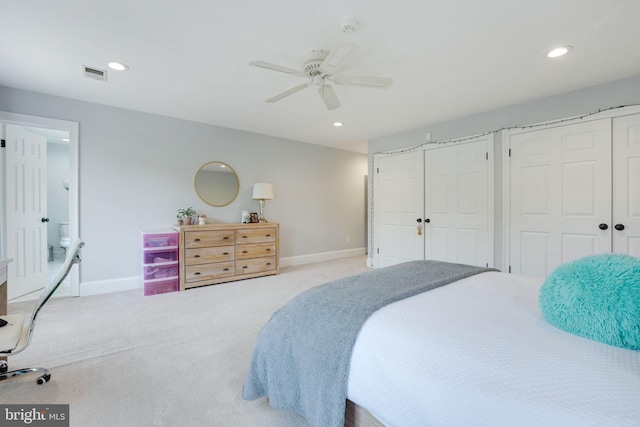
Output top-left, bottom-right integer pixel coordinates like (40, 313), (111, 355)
(347, 272), (640, 427)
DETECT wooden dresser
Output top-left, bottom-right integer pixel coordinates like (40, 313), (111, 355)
(175, 223), (279, 290)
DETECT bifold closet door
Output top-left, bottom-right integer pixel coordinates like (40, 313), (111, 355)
(423, 140), (490, 267)
(373, 151), (425, 268)
(509, 118), (612, 277)
(613, 113), (640, 257)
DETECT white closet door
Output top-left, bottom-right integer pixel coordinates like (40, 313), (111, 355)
(373, 151), (424, 268)
(424, 139), (490, 267)
(613, 113), (640, 257)
(509, 118), (612, 277)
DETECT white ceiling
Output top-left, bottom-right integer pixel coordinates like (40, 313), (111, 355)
(2, 0), (640, 154)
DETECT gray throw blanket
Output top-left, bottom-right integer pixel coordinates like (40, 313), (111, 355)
(242, 260), (495, 427)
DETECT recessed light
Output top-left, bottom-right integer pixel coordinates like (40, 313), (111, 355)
(108, 61), (129, 71)
(333, 122), (344, 127)
(546, 46), (571, 58)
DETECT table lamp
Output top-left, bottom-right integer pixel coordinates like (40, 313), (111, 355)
(252, 183), (274, 223)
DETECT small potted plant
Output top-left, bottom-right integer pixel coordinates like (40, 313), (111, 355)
(177, 207), (197, 225)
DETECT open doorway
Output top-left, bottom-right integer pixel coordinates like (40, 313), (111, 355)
(1, 112), (79, 300)
(28, 127), (71, 293)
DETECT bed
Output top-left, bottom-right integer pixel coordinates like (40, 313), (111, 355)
(243, 260), (640, 427)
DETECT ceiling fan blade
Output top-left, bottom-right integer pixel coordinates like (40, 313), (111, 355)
(250, 61), (307, 78)
(319, 42), (358, 75)
(318, 84), (341, 110)
(332, 74), (393, 89)
(265, 81), (311, 103)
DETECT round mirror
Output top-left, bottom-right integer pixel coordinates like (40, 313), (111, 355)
(194, 161), (240, 207)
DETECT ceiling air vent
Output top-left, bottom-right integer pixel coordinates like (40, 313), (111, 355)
(83, 65), (107, 81)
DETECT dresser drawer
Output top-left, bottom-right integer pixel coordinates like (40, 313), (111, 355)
(235, 228), (276, 244)
(185, 246), (234, 265)
(185, 230), (234, 248)
(236, 242), (276, 260)
(185, 261), (235, 283)
(236, 256), (276, 274)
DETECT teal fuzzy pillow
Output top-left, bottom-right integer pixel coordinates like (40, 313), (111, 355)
(539, 253), (640, 350)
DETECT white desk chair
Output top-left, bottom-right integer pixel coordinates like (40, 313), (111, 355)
(0, 239), (84, 384)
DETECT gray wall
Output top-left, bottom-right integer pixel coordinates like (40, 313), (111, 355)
(370, 74), (640, 153)
(368, 74), (640, 266)
(0, 86), (368, 283)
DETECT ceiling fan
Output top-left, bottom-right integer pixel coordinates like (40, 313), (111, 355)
(249, 42), (392, 110)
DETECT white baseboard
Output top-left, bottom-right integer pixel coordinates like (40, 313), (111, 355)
(80, 276), (140, 296)
(279, 248), (366, 268)
(78, 248), (367, 297)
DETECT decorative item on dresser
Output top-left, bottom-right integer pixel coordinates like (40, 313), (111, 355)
(175, 223), (279, 290)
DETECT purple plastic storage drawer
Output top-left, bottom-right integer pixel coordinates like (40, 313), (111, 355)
(143, 264), (178, 280)
(142, 232), (178, 248)
(144, 278), (179, 296)
(142, 249), (178, 264)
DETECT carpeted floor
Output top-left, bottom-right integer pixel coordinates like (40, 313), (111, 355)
(1, 256), (370, 426)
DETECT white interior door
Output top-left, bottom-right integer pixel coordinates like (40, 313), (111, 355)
(613, 113), (640, 257)
(373, 151), (424, 268)
(4, 124), (48, 300)
(508, 118), (612, 277)
(424, 138), (491, 267)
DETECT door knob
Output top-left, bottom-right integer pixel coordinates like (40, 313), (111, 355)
(416, 218), (422, 223)
(615, 224), (625, 231)
(598, 223), (608, 230)
(424, 218), (431, 223)
(41, 217), (50, 223)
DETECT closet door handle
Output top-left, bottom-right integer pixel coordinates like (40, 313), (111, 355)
(424, 218), (431, 223)
(416, 218), (422, 223)
(615, 224), (625, 231)
(599, 223), (608, 230)
(41, 217), (50, 223)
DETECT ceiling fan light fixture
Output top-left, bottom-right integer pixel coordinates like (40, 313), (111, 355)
(250, 41), (391, 110)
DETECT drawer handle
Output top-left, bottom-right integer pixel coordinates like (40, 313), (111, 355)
(242, 250), (248, 254)
(223, 236), (229, 240)
(223, 268), (229, 272)
(194, 255), (201, 258)
(266, 234), (271, 237)
(242, 265), (248, 269)
(266, 262), (271, 266)
(266, 248), (271, 252)
(223, 252), (229, 255)
(242, 235), (248, 239)
(193, 272), (201, 275)
(194, 238), (201, 242)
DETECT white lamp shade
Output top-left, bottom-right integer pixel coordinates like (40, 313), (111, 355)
(252, 183), (274, 200)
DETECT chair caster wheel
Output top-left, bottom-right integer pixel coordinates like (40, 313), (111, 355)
(37, 374), (51, 384)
